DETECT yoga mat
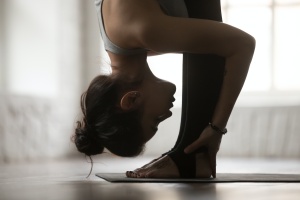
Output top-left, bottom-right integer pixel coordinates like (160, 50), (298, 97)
(96, 173), (300, 183)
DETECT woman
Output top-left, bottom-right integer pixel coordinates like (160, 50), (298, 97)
(74, 0), (255, 178)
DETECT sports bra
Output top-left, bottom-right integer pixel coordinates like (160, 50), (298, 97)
(95, 0), (189, 55)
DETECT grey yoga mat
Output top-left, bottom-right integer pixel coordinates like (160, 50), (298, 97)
(96, 173), (300, 183)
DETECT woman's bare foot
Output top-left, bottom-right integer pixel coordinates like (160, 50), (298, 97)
(126, 155), (179, 178)
(131, 155), (163, 174)
(196, 153), (212, 178)
(126, 153), (212, 178)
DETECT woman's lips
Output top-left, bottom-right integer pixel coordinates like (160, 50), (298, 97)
(154, 101), (174, 132)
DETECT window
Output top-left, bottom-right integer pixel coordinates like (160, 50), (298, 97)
(148, 0), (300, 107)
(0, 0), (60, 97)
(0, 0), (85, 101)
(223, 0), (300, 92)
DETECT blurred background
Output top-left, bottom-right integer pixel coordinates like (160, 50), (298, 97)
(0, 0), (299, 164)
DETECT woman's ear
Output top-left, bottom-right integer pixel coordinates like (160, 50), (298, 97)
(120, 91), (141, 111)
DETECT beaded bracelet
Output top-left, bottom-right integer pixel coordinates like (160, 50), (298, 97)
(209, 122), (227, 135)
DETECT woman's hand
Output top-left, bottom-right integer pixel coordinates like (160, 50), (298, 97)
(184, 126), (223, 178)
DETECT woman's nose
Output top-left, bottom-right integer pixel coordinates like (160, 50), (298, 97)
(164, 81), (176, 95)
(157, 78), (176, 94)
(170, 82), (176, 95)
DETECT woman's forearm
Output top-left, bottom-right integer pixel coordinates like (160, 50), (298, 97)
(211, 39), (256, 129)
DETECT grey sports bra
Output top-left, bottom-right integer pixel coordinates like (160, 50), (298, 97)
(95, 0), (188, 55)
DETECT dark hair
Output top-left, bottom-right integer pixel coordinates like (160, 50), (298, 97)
(73, 75), (145, 157)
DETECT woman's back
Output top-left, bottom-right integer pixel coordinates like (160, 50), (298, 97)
(95, 0), (189, 55)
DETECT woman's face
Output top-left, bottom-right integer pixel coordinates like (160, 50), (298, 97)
(139, 73), (176, 143)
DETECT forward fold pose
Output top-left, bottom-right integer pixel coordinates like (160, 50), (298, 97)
(73, 0), (255, 178)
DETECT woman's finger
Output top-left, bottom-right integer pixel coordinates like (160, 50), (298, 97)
(208, 150), (217, 178)
(184, 138), (205, 154)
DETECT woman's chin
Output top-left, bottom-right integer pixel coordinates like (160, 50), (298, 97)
(144, 133), (156, 143)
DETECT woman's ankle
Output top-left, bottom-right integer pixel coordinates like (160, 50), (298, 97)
(196, 153), (212, 178)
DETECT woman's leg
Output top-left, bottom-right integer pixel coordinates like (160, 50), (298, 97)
(172, 0), (224, 149)
(168, 0), (225, 178)
(127, 0), (225, 178)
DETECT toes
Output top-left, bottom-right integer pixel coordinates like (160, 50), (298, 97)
(126, 171), (137, 178)
(136, 171), (148, 178)
(126, 171), (132, 177)
(132, 169), (149, 178)
(126, 170), (145, 178)
(127, 167), (146, 178)
(136, 169), (158, 178)
(135, 170), (147, 178)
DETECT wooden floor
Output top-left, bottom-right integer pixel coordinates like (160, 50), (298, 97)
(1, 156), (300, 200)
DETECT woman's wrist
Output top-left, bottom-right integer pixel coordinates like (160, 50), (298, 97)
(208, 122), (227, 135)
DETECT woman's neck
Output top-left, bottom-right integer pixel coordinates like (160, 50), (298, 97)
(108, 52), (150, 82)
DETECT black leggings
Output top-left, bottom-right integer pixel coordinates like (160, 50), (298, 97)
(167, 0), (225, 178)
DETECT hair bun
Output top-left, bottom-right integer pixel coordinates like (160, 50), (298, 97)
(74, 121), (104, 156)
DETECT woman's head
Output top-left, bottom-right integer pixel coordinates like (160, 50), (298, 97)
(73, 71), (176, 157)
(74, 75), (144, 157)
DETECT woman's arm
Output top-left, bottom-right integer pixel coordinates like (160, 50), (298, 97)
(138, 15), (255, 125)
(138, 15), (255, 124)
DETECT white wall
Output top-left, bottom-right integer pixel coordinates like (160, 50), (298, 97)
(0, 0), (102, 162)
